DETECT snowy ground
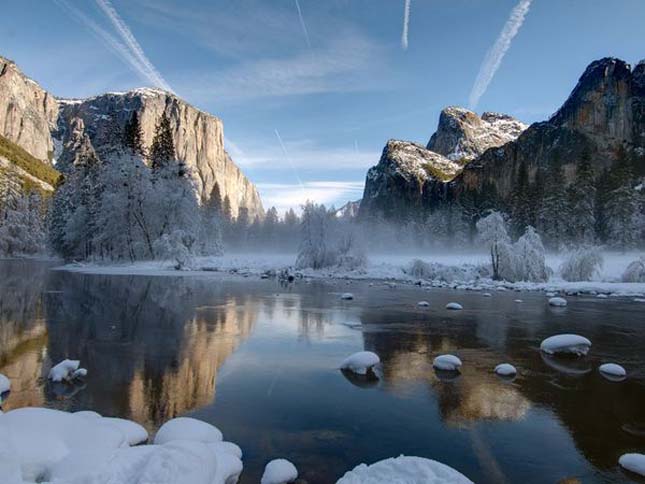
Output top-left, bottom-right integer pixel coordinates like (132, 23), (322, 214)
(57, 251), (645, 298)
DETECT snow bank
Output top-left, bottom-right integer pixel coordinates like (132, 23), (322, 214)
(0, 373), (10, 394)
(540, 334), (591, 356)
(619, 453), (645, 476)
(0, 408), (242, 484)
(336, 455), (474, 483)
(340, 292), (354, 300)
(48, 359), (86, 382)
(261, 458), (298, 484)
(445, 302), (463, 310)
(154, 417), (223, 445)
(340, 351), (380, 376)
(433, 355), (462, 372)
(548, 297), (567, 307)
(599, 363), (627, 381)
(417, 301), (430, 307)
(494, 363), (517, 377)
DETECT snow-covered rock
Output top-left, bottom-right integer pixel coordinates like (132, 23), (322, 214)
(261, 458), (298, 484)
(48, 359), (83, 382)
(599, 363), (627, 380)
(619, 453), (645, 476)
(445, 302), (463, 310)
(74, 410), (102, 419)
(154, 417), (223, 445)
(514, 299), (523, 303)
(417, 301), (430, 307)
(433, 354), (462, 372)
(0, 373), (10, 394)
(482, 292), (492, 297)
(548, 297), (567, 307)
(103, 417), (149, 445)
(73, 368), (88, 379)
(540, 334), (591, 356)
(340, 351), (380, 376)
(336, 455), (474, 483)
(494, 363), (517, 377)
(340, 292), (354, 300)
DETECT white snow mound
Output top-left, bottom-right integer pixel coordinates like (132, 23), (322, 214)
(494, 363), (517, 376)
(261, 458), (298, 484)
(341, 351), (380, 375)
(48, 359), (81, 382)
(417, 301), (430, 307)
(445, 302), (463, 310)
(540, 334), (591, 356)
(336, 455), (474, 483)
(103, 417), (149, 445)
(599, 363), (626, 378)
(619, 453), (645, 477)
(154, 417), (223, 445)
(548, 297), (567, 307)
(341, 293), (354, 300)
(433, 355), (462, 371)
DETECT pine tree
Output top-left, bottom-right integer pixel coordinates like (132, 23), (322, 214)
(123, 111), (145, 156)
(538, 161), (568, 249)
(567, 154), (596, 244)
(605, 160), (640, 251)
(510, 161), (532, 238)
(149, 113), (176, 172)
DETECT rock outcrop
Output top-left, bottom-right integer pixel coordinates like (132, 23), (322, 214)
(0, 56), (263, 219)
(57, 89), (263, 218)
(427, 107), (527, 162)
(0, 56), (58, 162)
(360, 57), (645, 220)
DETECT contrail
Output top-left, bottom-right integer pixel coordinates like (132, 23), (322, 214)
(295, 0), (312, 49)
(401, 0), (411, 50)
(95, 0), (174, 93)
(274, 129), (307, 199)
(53, 0), (155, 85)
(468, 0), (532, 109)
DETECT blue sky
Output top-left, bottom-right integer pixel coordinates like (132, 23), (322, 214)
(4, 0), (645, 213)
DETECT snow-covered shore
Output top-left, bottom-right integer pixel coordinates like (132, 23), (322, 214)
(56, 252), (645, 298)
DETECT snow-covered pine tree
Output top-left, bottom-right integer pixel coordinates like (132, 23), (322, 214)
(149, 112), (176, 172)
(198, 182), (224, 255)
(476, 211), (512, 280)
(567, 154), (596, 244)
(538, 161), (568, 249)
(123, 111), (145, 157)
(510, 161), (532, 238)
(296, 202), (337, 269)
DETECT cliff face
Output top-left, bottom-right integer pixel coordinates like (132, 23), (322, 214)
(0, 56), (59, 162)
(360, 57), (645, 220)
(57, 89), (263, 218)
(0, 56), (263, 219)
(427, 107), (527, 162)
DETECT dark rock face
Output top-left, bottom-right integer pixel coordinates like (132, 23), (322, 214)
(360, 57), (645, 220)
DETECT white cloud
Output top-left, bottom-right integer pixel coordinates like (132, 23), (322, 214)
(469, 0), (532, 109)
(258, 181), (364, 213)
(95, 0), (173, 92)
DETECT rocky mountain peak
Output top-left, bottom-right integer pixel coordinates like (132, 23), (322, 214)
(427, 106), (527, 162)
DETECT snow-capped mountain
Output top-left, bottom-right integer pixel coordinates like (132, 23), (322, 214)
(360, 57), (645, 221)
(0, 55), (263, 219)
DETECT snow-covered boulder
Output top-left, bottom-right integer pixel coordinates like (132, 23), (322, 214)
(599, 363), (627, 381)
(417, 301), (430, 307)
(341, 293), (354, 300)
(445, 302), (463, 310)
(619, 453), (645, 477)
(0, 373), (10, 394)
(103, 417), (149, 445)
(336, 455), (474, 483)
(433, 354), (462, 372)
(540, 334), (591, 356)
(340, 351), (380, 376)
(482, 292), (492, 297)
(494, 363), (517, 377)
(261, 458), (298, 484)
(514, 299), (523, 303)
(48, 359), (86, 382)
(548, 297), (567, 307)
(154, 417), (223, 445)
(622, 257), (645, 283)
(74, 410), (102, 419)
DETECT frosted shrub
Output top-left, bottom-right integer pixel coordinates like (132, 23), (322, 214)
(405, 259), (485, 283)
(407, 259), (432, 279)
(336, 231), (367, 270)
(296, 202), (338, 270)
(559, 247), (604, 282)
(476, 212), (512, 281)
(512, 227), (549, 282)
(622, 257), (645, 282)
(153, 230), (195, 270)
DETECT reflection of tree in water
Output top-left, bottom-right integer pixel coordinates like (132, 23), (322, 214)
(0, 260), (51, 408)
(359, 297), (645, 471)
(44, 273), (258, 431)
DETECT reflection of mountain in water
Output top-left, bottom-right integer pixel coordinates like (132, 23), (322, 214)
(0, 264), (258, 431)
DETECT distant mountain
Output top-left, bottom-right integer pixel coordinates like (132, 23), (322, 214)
(359, 57), (645, 233)
(0, 55), (263, 219)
